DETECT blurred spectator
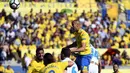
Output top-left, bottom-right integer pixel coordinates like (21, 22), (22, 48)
(22, 53), (27, 72)
(112, 54), (122, 66)
(1, 9), (6, 17)
(0, 62), (4, 73)
(14, 36), (21, 46)
(7, 28), (16, 40)
(4, 65), (14, 73)
(64, 0), (73, 2)
(10, 44), (21, 63)
(16, 12), (22, 23)
(58, 0), (65, 2)
(22, 51), (33, 73)
(0, 45), (6, 62)
(38, 9), (43, 17)
(21, 14), (30, 28)
(11, 10), (19, 20)
(113, 63), (121, 73)
(102, 54), (111, 65)
(53, 9), (60, 22)
(121, 50), (130, 65)
(2, 19), (11, 32)
(0, 28), (6, 44)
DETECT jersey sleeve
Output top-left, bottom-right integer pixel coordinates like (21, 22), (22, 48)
(11, 69), (14, 73)
(39, 67), (44, 73)
(1, 67), (5, 72)
(81, 32), (90, 43)
(58, 62), (68, 71)
(96, 51), (100, 59)
(27, 61), (34, 73)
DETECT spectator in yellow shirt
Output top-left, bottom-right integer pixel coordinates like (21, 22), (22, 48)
(0, 16), (4, 26)
(9, 44), (21, 63)
(4, 65), (14, 73)
(119, 21), (126, 29)
(0, 62), (4, 73)
(73, 10), (78, 18)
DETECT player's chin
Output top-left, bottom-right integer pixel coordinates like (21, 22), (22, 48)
(39, 57), (43, 60)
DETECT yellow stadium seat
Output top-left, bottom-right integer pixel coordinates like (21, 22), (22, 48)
(123, 0), (130, 9)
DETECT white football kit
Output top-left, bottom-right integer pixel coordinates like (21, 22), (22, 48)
(89, 45), (100, 73)
(62, 58), (78, 73)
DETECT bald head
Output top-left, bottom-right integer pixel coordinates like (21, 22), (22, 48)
(70, 20), (82, 33)
(72, 20), (82, 26)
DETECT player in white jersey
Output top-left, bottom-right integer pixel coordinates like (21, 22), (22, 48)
(61, 48), (78, 73)
(89, 44), (101, 73)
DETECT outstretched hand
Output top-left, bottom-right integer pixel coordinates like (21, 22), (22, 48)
(70, 47), (77, 52)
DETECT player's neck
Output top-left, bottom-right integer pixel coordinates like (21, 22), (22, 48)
(65, 57), (70, 58)
(36, 57), (42, 62)
(114, 70), (119, 73)
(64, 57), (70, 60)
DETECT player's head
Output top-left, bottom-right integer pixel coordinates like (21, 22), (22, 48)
(70, 20), (82, 33)
(113, 63), (119, 72)
(7, 65), (11, 69)
(44, 53), (55, 66)
(61, 48), (71, 60)
(36, 47), (44, 61)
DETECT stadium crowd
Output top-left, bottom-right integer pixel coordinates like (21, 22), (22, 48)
(0, 7), (129, 63)
(1, 0), (75, 2)
(0, 1), (130, 73)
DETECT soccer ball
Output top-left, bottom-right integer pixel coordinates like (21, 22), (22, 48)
(9, 0), (20, 10)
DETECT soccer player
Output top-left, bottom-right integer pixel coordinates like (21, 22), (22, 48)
(40, 53), (74, 73)
(64, 20), (92, 73)
(61, 48), (78, 73)
(89, 44), (101, 73)
(4, 65), (14, 73)
(27, 47), (44, 73)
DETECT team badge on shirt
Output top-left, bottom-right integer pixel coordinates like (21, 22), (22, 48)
(49, 70), (55, 73)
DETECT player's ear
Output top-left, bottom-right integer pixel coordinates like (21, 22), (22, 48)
(53, 57), (56, 62)
(61, 54), (64, 60)
(79, 23), (82, 28)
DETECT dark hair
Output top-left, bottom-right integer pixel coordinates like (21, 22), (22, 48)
(36, 47), (44, 55)
(7, 65), (10, 68)
(44, 53), (55, 66)
(61, 48), (71, 58)
(72, 20), (77, 26)
(113, 63), (119, 67)
(72, 20), (81, 26)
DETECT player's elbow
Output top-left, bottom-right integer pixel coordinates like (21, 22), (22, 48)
(68, 61), (74, 67)
(81, 47), (85, 51)
(81, 43), (86, 51)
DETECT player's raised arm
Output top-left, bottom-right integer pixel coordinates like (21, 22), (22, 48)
(70, 42), (86, 52)
(61, 47), (79, 73)
(63, 41), (77, 49)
